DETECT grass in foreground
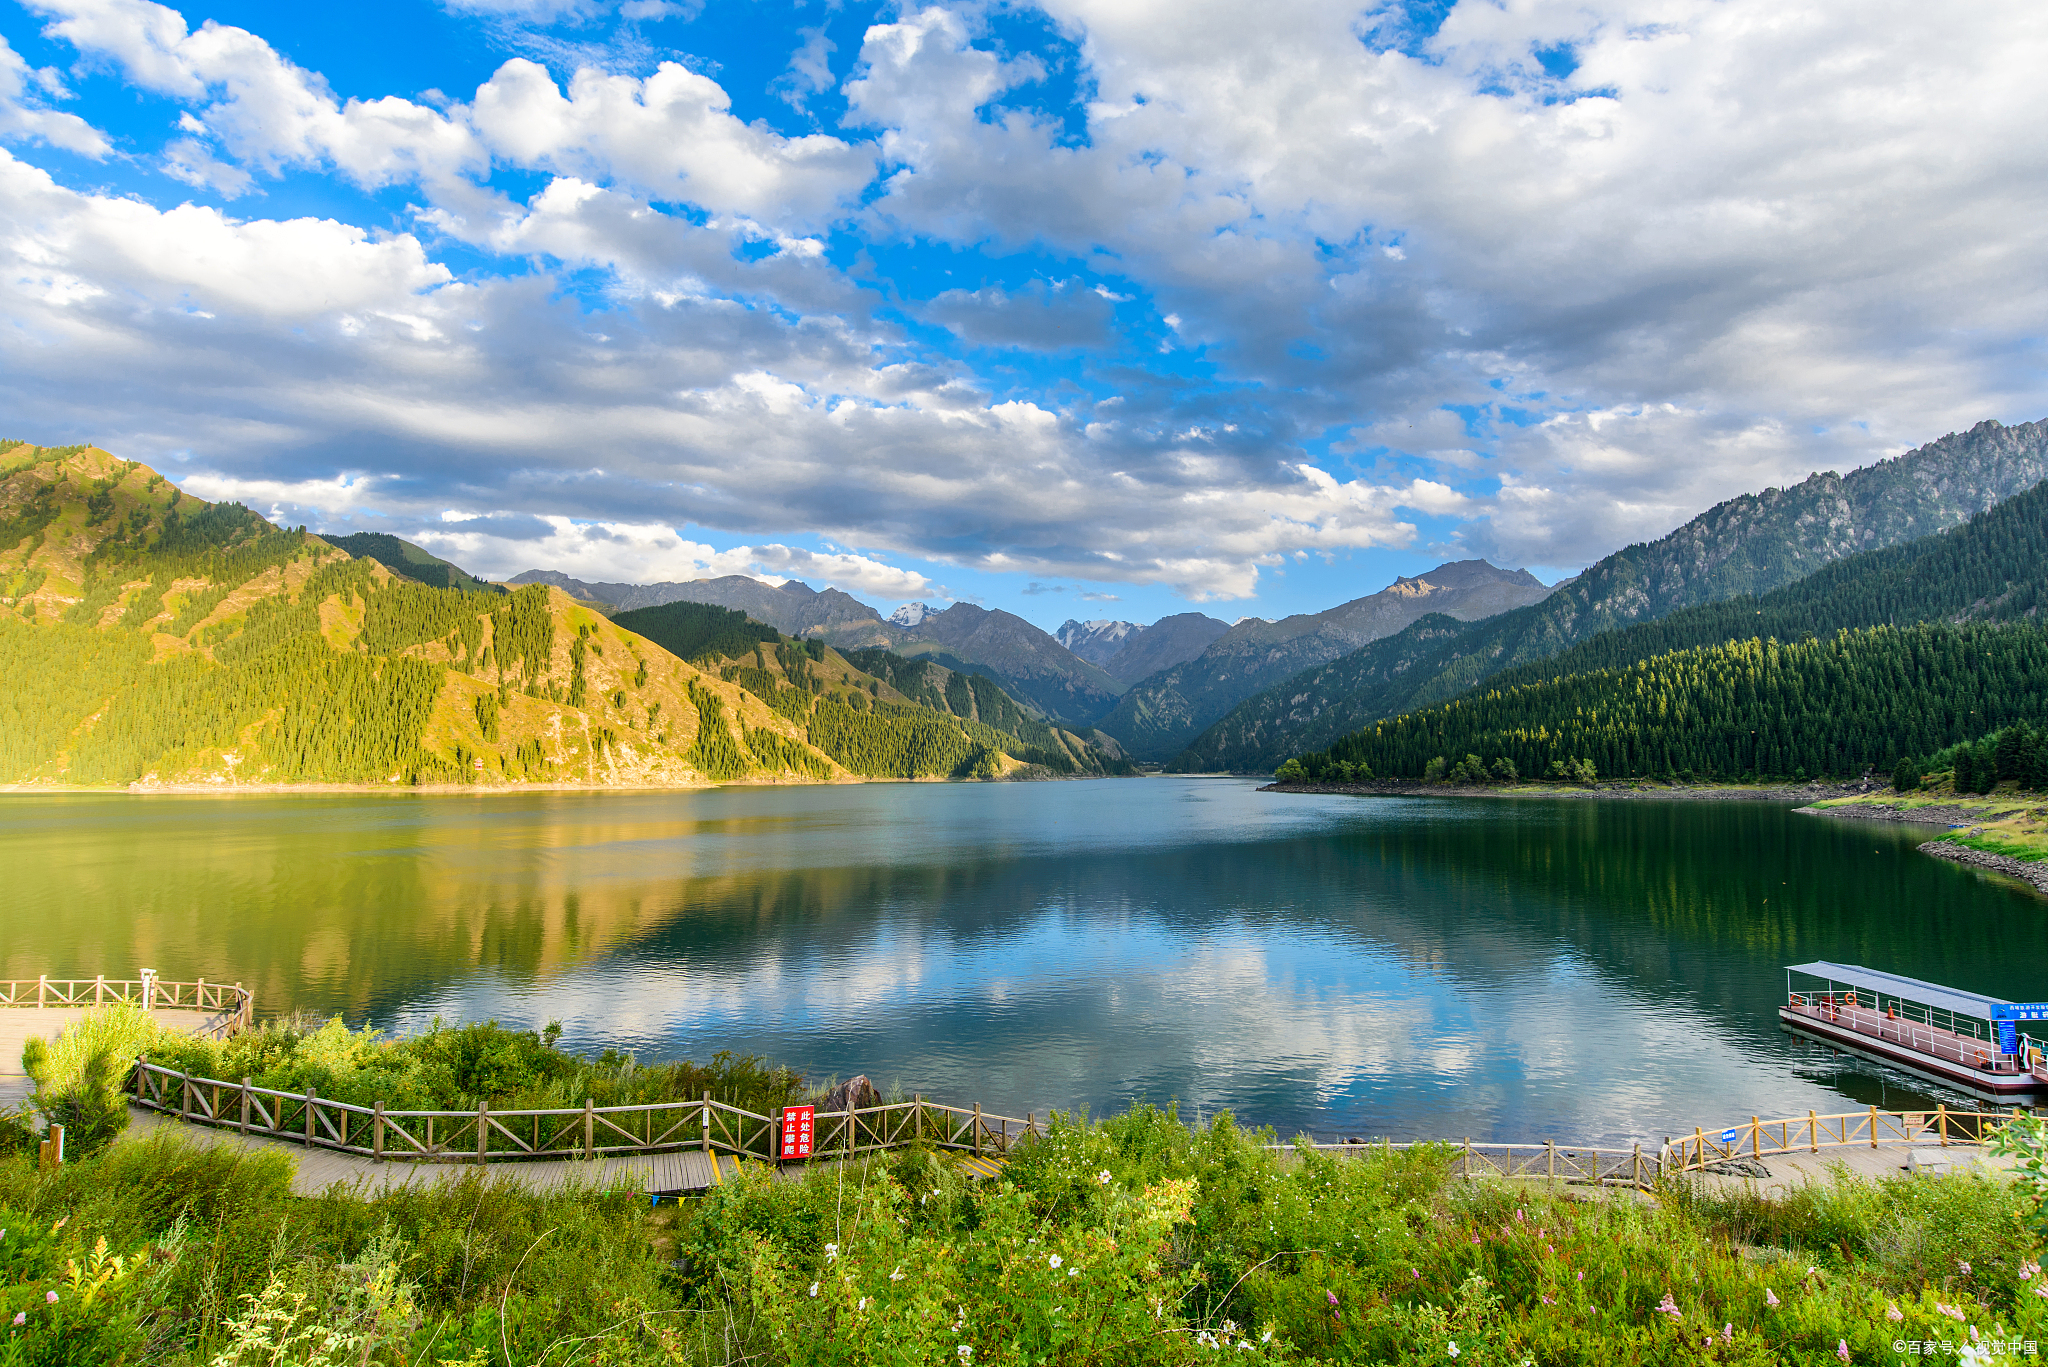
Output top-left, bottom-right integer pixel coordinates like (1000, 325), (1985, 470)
(3, 1105), (2043, 1365)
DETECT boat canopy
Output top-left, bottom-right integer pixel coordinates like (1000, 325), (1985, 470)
(1787, 961), (2048, 1021)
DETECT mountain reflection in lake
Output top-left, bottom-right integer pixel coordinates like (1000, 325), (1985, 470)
(4, 779), (2039, 1144)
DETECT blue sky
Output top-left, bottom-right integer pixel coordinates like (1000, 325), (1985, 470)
(2, 0), (2044, 632)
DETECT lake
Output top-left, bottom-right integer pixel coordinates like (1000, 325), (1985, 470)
(3, 778), (2040, 1146)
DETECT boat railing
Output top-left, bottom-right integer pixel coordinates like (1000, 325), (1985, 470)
(1785, 991), (2026, 1075)
(1665, 1106), (2010, 1172)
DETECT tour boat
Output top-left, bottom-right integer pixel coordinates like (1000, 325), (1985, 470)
(1779, 961), (2048, 1102)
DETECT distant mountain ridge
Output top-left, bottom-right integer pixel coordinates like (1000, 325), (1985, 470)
(1058, 613), (1232, 685)
(510, 569), (1124, 727)
(1099, 559), (1558, 761)
(1181, 416), (2048, 773)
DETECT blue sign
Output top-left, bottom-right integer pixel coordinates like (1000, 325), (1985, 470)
(1995, 1004), (2048, 1021)
(1998, 1021), (2020, 1055)
(1720, 1129), (1739, 1144)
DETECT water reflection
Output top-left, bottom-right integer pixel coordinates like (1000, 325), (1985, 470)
(3, 781), (2041, 1145)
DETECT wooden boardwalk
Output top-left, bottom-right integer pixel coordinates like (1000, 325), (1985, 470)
(1, 1007), (217, 1083)
(124, 1105), (780, 1196)
(119, 1106), (1011, 1198)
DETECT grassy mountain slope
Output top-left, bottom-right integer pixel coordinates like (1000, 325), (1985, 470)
(514, 570), (1123, 727)
(1106, 560), (1556, 762)
(614, 603), (1131, 778)
(0, 445), (1120, 787)
(323, 532), (504, 595)
(1181, 417), (2048, 773)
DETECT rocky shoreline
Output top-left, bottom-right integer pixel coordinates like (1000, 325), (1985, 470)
(1261, 778), (1873, 802)
(1915, 841), (2048, 897)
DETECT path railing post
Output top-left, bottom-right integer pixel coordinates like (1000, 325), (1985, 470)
(702, 1092), (711, 1160)
(1869, 1106), (1879, 1147)
(1751, 1117), (1761, 1158)
(240, 1077), (252, 1136)
(305, 1088), (316, 1146)
(94, 974), (104, 1006)
(1808, 1110), (1818, 1153)
(973, 1102), (982, 1157)
(584, 1098), (594, 1160)
(477, 1102), (489, 1164)
(374, 1101), (384, 1162)
(37, 975), (46, 1007)
(1938, 1104), (1949, 1146)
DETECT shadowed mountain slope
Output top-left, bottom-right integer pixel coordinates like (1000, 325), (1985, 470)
(1101, 560), (1556, 762)
(1177, 417), (2048, 773)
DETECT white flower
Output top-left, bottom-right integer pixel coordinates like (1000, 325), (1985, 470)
(1237, 1343), (1255, 1352)
(824, 1243), (839, 1261)
(1049, 1254), (1063, 1269)
(857, 1297), (868, 1311)
(1448, 1344), (1460, 1358)
(890, 1266), (905, 1282)
(1069, 1268), (1079, 1277)
(808, 1282), (819, 1298)
(1097, 1170), (1112, 1184)
(957, 1347), (972, 1360)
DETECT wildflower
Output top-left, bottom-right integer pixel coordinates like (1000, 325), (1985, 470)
(1263, 1329), (1274, 1343)
(1937, 1303), (1966, 1322)
(1576, 1271), (1584, 1282)
(858, 1297), (868, 1311)
(2025, 1261), (2042, 1280)
(957, 1347), (972, 1360)
(1097, 1170), (1112, 1184)
(1197, 1331), (1219, 1349)
(824, 1243), (839, 1261)
(1970, 1326), (1980, 1343)
(43, 1291), (56, 1304)
(11, 1312), (22, 1327)
(809, 1282), (819, 1298)
(1837, 1339), (1851, 1362)
(1470, 1236), (1480, 1245)
(1448, 1342), (1460, 1358)
(1723, 1324), (1734, 1344)
(1223, 1321), (1239, 1335)
(890, 1266), (905, 1282)
(1049, 1254), (1062, 1269)
(1764, 1288), (1779, 1308)
(1069, 1267), (1079, 1277)
(1327, 1291), (1338, 1306)
(1237, 1344), (1254, 1353)
(2035, 1284), (2048, 1300)
(1657, 1292), (1682, 1320)
(1961, 1261), (1974, 1275)
(1887, 1302), (1904, 1321)
(1412, 1269), (1421, 1280)
(1541, 1295), (1555, 1305)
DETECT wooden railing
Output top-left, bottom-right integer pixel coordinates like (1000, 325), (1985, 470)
(1662, 1106), (2009, 1173)
(0, 974), (252, 1039)
(128, 1059), (1041, 1165)
(1274, 1138), (1662, 1188)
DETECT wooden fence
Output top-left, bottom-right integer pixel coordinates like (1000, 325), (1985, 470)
(1662, 1106), (2010, 1173)
(1274, 1138), (1661, 1188)
(128, 1059), (1041, 1165)
(0, 974), (252, 1039)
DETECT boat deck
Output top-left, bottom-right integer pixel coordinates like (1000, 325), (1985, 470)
(1781, 997), (2047, 1097)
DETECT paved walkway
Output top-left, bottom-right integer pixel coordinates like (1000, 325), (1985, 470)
(1685, 1141), (2018, 1197)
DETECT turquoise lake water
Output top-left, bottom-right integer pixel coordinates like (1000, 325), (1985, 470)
(3, 777), (2040, 1145)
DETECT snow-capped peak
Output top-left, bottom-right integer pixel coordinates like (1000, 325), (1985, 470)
(890, 602), (937, 628)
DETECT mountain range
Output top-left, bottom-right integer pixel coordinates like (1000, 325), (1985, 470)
(0, 444), (1124, 788)
(1098, 560), (1559, 762)
(1288, 465), (2048, 783)
(1056, 614), (1232, 686)
(1178, 417), (2048, 773)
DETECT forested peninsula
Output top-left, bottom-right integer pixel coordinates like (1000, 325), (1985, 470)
(0, 444), (1127, 789)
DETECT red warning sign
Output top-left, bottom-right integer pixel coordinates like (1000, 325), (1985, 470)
(779, 1104), (815, 1160)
